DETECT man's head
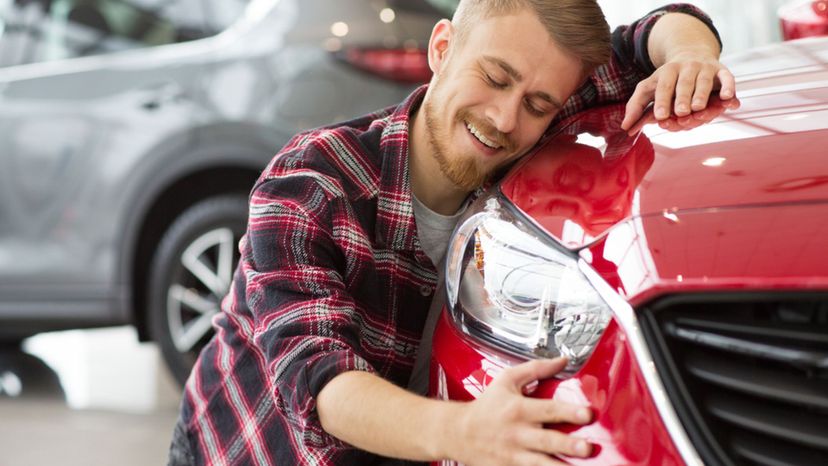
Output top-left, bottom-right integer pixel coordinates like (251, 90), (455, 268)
(453, 0), (611, 77)
(418, 0), (611, 191)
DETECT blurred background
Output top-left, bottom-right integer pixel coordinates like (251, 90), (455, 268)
(1, 0), (825, 464)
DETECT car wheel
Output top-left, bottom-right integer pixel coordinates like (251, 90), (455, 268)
(148, 194), (247, 385)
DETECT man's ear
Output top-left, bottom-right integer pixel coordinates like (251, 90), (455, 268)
(427, 19), (454, 75)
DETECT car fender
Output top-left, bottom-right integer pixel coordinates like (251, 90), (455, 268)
(113, 122), (286, 322)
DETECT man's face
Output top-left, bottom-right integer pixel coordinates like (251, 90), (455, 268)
(422, 9), (585, 191)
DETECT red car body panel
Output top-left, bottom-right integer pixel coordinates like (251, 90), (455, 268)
(580, 204), (828, 308)
(501, 39), (828, 251)
(429, 38), (828, 465)
(430, 313), (685, 465)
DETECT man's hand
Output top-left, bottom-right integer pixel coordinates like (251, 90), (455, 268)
(626, 94), (741, 135)
(620, 12), (737, 134)
(450, 358), (594, 466)
(621, 51), (736, 132)
(318, 357), (592, 464)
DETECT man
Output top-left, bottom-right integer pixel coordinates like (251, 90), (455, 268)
(169, 1), (736, 465)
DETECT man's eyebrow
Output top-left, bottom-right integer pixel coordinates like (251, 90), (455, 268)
(534, 92), (564, 110)
(483, 55), (523, 81)
(482, 55), (564, 110)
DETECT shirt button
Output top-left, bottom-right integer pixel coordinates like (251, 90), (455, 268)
(419, 285), (433, 297)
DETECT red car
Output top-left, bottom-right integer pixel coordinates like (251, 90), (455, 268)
(780, 0), (828, 40)
(429, 37), (828, 465)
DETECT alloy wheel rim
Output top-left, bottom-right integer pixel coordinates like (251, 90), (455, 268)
(166, 227), (236, 354)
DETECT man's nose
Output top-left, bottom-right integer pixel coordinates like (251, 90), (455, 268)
(484, 92), (520, 135)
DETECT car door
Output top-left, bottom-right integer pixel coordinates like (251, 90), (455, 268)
(0, 0), (223, 314)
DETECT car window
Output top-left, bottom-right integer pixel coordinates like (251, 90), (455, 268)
(0, 0), (247, 67)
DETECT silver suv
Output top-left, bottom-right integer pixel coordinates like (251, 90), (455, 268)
(0, 0), (448, 383)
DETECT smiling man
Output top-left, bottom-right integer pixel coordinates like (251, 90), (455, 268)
(169, 1), (735, 465)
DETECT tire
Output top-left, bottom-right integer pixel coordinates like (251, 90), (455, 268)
(148, 194), (248, 385)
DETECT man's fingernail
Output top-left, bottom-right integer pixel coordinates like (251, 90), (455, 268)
(577, 408), (592, 423)
(656, 107), (667, 118)
(677, 104), (689, 113)
(693, 99), (704, 107)
(575, 440), (592, 457)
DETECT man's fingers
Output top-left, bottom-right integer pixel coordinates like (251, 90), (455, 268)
(691, 67), (717, 111)
(516, 427), (594, 458)
(658, 118), (679, 131)
(624, 64), (736, 132)
(717, 67), (736, 99)
(626, 107), (655, 135)
(521, 397), (593, 425)
(673, 63), (700, 116)
(620, 102), (641, 132)
(500, 358), (568, 389)
(621, 79), (657, 131)
(723, 95), (742, 110)
(654, 65), (678, 120)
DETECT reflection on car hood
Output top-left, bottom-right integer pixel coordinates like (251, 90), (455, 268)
(580, 201), (828, 306)
(501, 38), (828, 250)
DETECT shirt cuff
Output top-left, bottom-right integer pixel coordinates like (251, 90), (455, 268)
(631, 3), (724, 76)
(275, 348), (377, 451)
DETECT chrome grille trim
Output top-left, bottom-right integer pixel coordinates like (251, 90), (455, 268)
(578, 259), (703, 466)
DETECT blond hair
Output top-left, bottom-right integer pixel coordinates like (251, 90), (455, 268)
(452, 0), (611, 76)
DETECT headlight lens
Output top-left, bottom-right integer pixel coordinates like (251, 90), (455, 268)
(446, 194), (611, 374)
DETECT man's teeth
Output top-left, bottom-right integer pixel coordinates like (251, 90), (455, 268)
(466, 121), (500, 149)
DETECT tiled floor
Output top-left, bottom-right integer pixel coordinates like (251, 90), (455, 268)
(0, 327), (182, 466)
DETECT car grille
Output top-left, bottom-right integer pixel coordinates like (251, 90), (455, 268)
(640, 295), (828, 466)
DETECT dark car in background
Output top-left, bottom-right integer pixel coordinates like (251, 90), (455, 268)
(0, 0), (449, 383)
(430, 37), (828, 465)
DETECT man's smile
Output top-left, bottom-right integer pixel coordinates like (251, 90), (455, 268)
(465, 120), (501, 150)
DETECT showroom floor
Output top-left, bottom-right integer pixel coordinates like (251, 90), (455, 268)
(0, 327), (182, 466)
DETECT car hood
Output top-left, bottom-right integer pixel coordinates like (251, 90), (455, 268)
(578, 201), (828, 306)
(500, 38), (828, 250)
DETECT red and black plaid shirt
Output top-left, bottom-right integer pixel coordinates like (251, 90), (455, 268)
(179, 5), (719, 465)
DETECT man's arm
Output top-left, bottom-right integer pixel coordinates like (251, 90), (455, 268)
(247, 149), (594, 464)
(554, 4), (735, 134)
(318, 358), (594, 465)
(620, 11), (736, 130)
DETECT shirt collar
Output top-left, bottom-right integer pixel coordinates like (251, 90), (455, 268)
(373, 85), (485, 254)
(374, 85), (428, 252)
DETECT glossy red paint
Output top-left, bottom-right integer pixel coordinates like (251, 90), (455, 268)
(432, 37), (828, 466)
(500, 105), (654, 249)
(501, 39), (828, 251)
(429, 311), (684, 466)
(779, 0), (828, 40)
(580, 202), (828, 308)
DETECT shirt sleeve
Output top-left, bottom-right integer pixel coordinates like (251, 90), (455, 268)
(553, 3), (722, 124)
(241, 164), (376, 455)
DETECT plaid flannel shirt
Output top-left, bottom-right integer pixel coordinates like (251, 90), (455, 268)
(178, 4), (720, 465)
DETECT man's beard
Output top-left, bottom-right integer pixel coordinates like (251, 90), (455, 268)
(422, 93), (514, 191)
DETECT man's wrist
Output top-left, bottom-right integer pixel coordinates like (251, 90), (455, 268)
(428, 399), (468, 462)
(663, 45), (720, 65)
(648, 12), (722, 68)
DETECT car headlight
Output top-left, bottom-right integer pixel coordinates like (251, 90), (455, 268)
(446, 193), (612, 374)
